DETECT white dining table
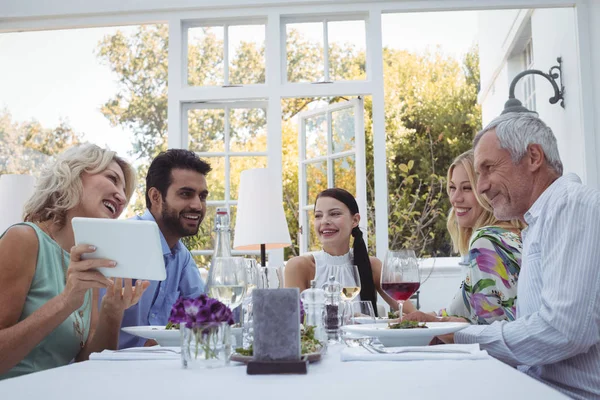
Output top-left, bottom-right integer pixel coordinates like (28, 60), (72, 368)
(0, 346), (567, 400)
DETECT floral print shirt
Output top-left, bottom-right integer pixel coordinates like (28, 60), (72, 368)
(441, 226), (522, 324)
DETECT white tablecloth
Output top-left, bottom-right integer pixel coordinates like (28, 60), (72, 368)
(0, 346), (567, 400)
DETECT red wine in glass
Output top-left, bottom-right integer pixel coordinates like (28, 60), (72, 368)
(382, 282), (421, 301)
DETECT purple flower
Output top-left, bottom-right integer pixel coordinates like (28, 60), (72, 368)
(168, 297), (187, 324)
(300, 300), (305, 324)
(168, 294), (235, 329)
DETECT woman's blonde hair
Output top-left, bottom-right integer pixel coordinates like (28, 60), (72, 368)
(446, 149), (523, 255)
(23, 143), (136, 227)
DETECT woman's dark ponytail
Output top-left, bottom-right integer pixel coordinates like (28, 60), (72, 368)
(351, 226), (378, 316)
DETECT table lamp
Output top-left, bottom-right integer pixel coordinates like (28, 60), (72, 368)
(233, 168), (291, 267)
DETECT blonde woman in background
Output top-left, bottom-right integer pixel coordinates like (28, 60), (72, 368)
(405, 150), (523, 324)
(0, 144), (150, 379)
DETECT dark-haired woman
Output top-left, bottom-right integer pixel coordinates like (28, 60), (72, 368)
(284, 188), (415, 315)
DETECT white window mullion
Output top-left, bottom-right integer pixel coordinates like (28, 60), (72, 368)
(224, 105), (231, 203)
(366, 9), (388, 258)
(326, 109), (334, 187)
(223, 24), (230, 86)
(168, 18), (184, 149)
(323, 20), (330, 82)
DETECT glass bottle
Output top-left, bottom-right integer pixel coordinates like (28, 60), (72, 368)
(323, 275), (343, 343)
(207, 208), (241, 329)
(301, 280), (327, 346)
(212, 207), (232, 260)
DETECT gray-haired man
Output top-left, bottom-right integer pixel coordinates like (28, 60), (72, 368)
(442, 113), (600, 399)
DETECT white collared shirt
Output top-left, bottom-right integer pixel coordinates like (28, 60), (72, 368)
(455, 173), (600, 399)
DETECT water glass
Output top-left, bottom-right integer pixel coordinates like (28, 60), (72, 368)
(260, 266), (284, 289)
(343, 301), (376, 325)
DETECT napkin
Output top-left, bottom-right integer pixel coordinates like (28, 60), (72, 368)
(89, 346), (181, 361)
(340, 344), (489, 362)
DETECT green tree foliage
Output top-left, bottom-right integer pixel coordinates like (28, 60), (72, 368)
(0, 110), (81, 175)
(96, 25), (480, 259)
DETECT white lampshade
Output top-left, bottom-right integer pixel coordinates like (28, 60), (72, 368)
(0, 174), (36, 233)
(233, 168), (291, 251)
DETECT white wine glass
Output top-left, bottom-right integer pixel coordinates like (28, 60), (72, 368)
(332, 264), (361, 326)
(207, 257), (248, 310)
(381, 250), (420, 320)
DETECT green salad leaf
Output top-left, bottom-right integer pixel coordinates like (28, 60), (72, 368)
(235, 325), (323, 356)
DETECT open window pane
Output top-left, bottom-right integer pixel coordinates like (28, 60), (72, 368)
(286, 23), (324, 83)
(328, 20), (367, 81)
(331, 107), (355, 153)
(230, 156), (267, 200)
(305, 161), (327, 204)
(230, 107), (267, 152)
(203, 156), (226, 201)
(229, 25), (266, 85)
(196, 205), (217, 251)
(188, 108), (225, 152)
(188, 27), (224, 86)
(304, 113), (328, 159)
(333, 156), (356, 195)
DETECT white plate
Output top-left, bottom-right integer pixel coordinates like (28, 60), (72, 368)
(353, 317), (389, 325)
(341, 322), (470, 347)
(121, 326), (243, 347)
(121, 326), (180, 347)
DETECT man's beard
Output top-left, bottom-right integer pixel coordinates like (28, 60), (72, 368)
(160, 203), (204, 238)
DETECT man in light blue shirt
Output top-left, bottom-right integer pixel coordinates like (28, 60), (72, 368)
(441, 113), (600, 399)
(113, 149), (211, 348)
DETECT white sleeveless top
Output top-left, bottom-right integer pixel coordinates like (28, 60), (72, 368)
(313, 249), (361, 301)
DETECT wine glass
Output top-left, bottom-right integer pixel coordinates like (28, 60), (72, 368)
(207, 257), (248, 310)
(381, 250), (421, 320)
(241, 258), (262, 348)
(261, 266), (284, 289)
(331, 264), (361, 326)
(244, 258), (262, 295)
(345, 301), (376, 325)
(333, 264), (361, 301)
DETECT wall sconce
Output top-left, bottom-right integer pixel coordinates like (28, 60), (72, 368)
(502, 57), (565, 114)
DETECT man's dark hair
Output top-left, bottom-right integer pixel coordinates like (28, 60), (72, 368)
(145, 149), (212, 209)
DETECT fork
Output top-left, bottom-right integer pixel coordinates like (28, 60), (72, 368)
(363, 344), (473, 355)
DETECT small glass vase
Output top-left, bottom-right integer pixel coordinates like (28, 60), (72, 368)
(180, 322), (231, 369)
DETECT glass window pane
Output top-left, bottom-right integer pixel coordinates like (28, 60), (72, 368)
(286, 23), (324, 83)
(230, 205), (238, 241)
(305, 161), (327, 204)
(195, 205), (217, 251)
(203, 156), (226, 201)
(307, 210), (320, 252)
(230, 107), (267, 152)
(229, 25), (266, 85)
(331, 107), (355, 153)
(188, 27), (224, 86)
(333, 155), (356, 195)
(304, 113), (328, 159)
(188, 108), (225, 152)
(328, 20), (367, 81)
(229, 156), (267, 200)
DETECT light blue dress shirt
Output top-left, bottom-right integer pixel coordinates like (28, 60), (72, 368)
(455, 174), (600, 399)
(107, 210), (205, 348)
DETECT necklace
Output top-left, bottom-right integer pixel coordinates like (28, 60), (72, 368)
(41, 222), (90, 349)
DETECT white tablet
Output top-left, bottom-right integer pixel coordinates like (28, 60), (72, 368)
(72, 217), (166, 281)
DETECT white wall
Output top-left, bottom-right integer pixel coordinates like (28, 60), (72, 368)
(478, 8), (586, 180)
(531, 8), (584, 178)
